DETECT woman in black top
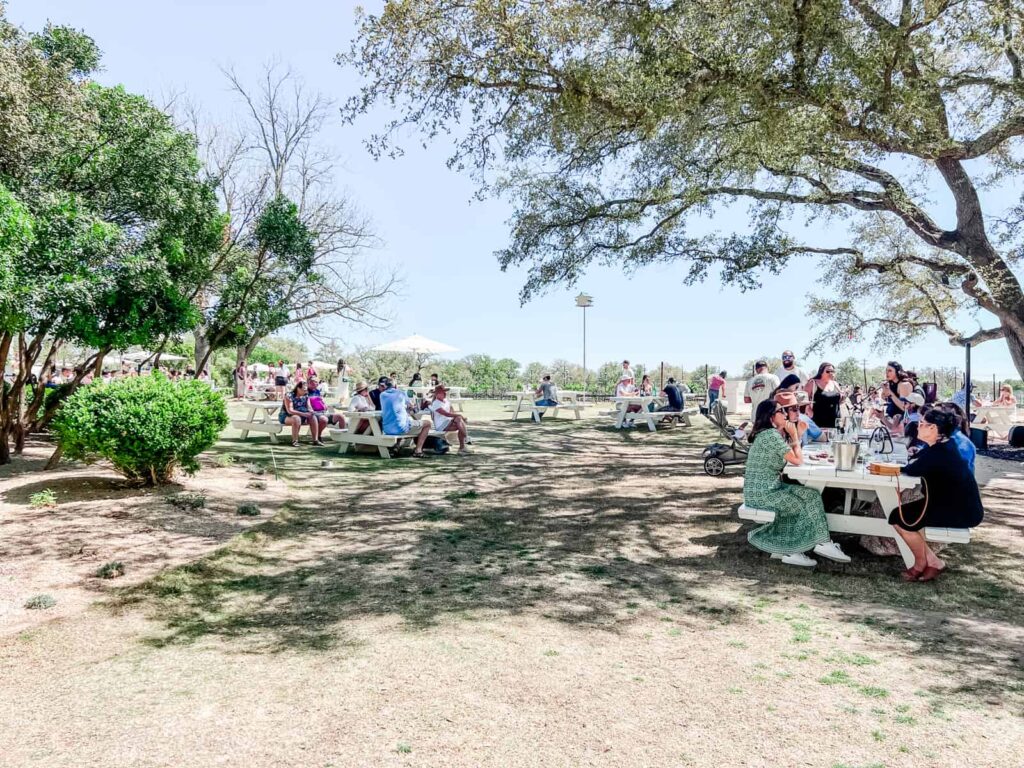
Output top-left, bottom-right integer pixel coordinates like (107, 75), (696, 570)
(890, 408), (984, 582)
(805, 362), (843, 428)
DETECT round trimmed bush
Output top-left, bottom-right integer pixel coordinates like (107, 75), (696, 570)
(53, 374), (228, 485)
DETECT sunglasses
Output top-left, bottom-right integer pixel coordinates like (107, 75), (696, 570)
(775, 406), (800, 414)
(824, 368), (835, 373)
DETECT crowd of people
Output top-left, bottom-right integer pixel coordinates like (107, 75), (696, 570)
(264, 362), (472, 455)
(739, 350), (992, 581)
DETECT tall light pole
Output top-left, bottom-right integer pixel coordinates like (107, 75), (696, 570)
(575, 292), (593, 398)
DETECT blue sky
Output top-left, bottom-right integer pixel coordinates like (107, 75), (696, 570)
(9, 0), (1021, 380)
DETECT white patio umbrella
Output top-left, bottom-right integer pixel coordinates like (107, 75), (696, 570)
(372, 334), (458, 356)
(249, 362), (272, 373)
(309, 360), (335, 370)
(120, 350), (187, 362)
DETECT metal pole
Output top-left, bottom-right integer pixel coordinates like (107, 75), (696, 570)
(993, 373), (996, 401)
(582, 304), (587, 399)
(965, 343), (972, 424)
(660, 361), (665, 391)
(862, 358), (867, 389)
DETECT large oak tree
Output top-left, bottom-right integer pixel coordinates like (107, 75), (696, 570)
(341, 0), (1024, 376)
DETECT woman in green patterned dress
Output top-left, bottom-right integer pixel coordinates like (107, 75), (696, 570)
(744, 396), (851, 567)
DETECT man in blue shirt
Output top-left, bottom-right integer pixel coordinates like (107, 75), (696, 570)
(379, 379), (432, 455)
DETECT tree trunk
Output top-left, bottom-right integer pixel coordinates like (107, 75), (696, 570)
(194, 330), (211, 373)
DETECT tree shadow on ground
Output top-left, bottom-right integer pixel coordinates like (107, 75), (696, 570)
(119, 414), (1024, 708)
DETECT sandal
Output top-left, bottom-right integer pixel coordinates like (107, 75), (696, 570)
(917, 564), (945, 582)
(411, 451), (426, 458)
(313, 440), (326, 446)
(292, 441), (300, 448)
(901, 566), (925, 582)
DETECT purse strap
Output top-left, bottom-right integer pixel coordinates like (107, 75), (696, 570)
(896, 476), (929, 528)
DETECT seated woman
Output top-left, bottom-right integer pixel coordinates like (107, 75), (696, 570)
(744, 395), (850, 567)
(616, 374), (643, 426)
(279, 381), (325, 447)
(307, 376), (344, 430)
(348, 380), (375, 435)
(935, 402), (976, 474)
(994, 384), (1017, 407)
(891, 408), (984, 582)
(639, 374), (656, 410)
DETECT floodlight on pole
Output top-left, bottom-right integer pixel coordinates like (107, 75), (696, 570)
(575, 293), (593, 398)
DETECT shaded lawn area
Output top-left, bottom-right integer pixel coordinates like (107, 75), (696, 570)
(135, 401), (1024, 701)
(3, 400), (1022, 766)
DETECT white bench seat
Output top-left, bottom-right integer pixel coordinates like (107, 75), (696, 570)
(620, 407), (698, 431)
(528, 404), (589, 421)
(738, 504), (971, 548)
(231, 420), (283, 443)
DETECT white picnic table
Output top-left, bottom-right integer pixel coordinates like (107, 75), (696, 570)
(231, 400), (283, 442)
(974, 405), (1018, 439)
(503, 390), (590, 421)
(408, 385), (466, 411)
(609, 395), (696, 430)
(328, 409), (455, 458)
(739, 461), (970, 567)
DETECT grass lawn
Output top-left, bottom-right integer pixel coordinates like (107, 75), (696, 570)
(1, 400), (1022, 766)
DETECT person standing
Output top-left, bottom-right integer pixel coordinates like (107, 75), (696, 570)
(274, 360), (289, 399)
(774, 350), (808, 384)
(708, 370), (727, 406)
(743, 361), (780, 420)
(336, 358), (352, 402)
(805, 362), (843, 429)
(234, 361), (247, 399)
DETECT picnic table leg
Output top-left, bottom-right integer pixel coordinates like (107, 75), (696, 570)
(513, 396), (523, 421)
(615, 403), (627, 429)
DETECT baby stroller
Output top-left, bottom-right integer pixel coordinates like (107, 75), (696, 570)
(702, 400), (750, 476)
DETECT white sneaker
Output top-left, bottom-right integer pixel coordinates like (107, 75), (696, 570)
(771, 552), (817, 567)
(813, 541), (851, 563)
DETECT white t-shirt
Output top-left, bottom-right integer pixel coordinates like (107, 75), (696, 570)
(615, 381), (636, 397)
(429, 397), (453, 431)
(744, 373), (780, 417)
(349, 393), (372, 412)
(774, 365), (808, 384)
(276, 364), (289, 379)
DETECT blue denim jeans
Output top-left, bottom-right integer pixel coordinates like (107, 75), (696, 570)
(709, 390), (720, 405)
(534, 398), (558, 419)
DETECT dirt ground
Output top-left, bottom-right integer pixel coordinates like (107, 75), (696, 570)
(1, 401), (1022, 767)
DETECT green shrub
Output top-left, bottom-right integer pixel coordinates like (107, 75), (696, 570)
(96, 561), (126, 579)
(24, 594), (56, 610)
(236, 502), (261, 516)
(29, 489), (57, 508)
(52, 374), (228, 485)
